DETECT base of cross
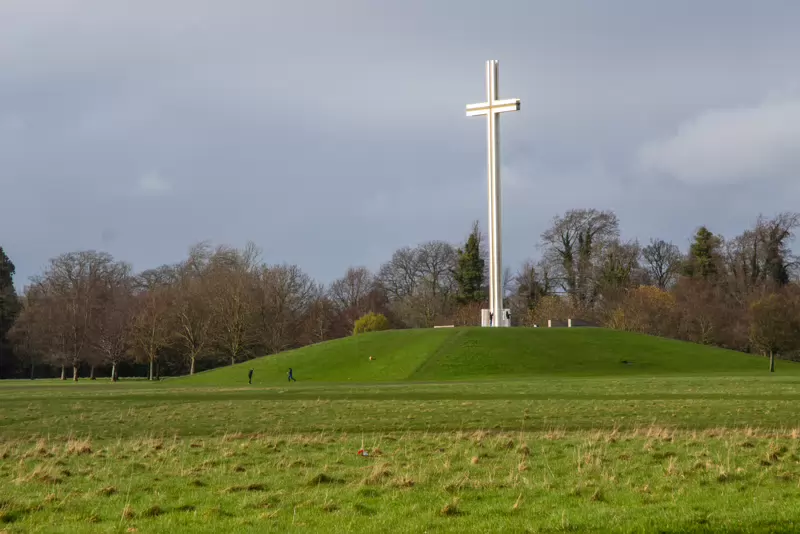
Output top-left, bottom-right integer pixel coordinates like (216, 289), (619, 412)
(481, 309), (511, 327)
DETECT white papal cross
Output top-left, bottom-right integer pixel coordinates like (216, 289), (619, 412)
(466, 60), (520, 327)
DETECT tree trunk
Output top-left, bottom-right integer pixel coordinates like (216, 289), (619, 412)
(231, 356), (236, 366)
(156, 360), (160, 381)
(149, 356), (154, 381)
(90, 365), (96, 380)
(60, 365), (66, 381)
(111, 362), (118, 382)
(30, 361), (35, 380)
(72, 365), (79, 382)
(770, 350), (775, 373)
(190, 356), (196, 375)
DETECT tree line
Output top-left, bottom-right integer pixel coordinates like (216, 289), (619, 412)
(1, 208), (798, 379)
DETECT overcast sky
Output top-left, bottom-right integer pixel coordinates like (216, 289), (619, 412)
(3, 0), (800, 289)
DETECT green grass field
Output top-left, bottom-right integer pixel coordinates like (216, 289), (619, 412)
(183, 327), (793, 385)
(2, 328), (800, 533)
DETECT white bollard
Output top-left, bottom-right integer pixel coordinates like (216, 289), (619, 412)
(548, 319), (552, 328)
(568, 318), (572, 328)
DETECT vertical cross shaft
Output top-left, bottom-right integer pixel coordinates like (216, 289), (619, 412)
(466, 60), (520, 327)
(486, 60), (502, 326)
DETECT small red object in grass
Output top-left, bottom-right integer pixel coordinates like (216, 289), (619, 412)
(357, 449), (369, 456)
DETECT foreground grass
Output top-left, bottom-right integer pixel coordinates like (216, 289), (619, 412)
(3, 376), (800, 532)
(3, 429), (800, 533)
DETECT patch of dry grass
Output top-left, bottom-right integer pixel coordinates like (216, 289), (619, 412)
(64, 438), (93, 456)
(361, 462), (392, 485)
(439, 497), (461, 517)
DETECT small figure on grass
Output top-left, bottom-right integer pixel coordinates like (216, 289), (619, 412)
(288, 368), (296, 382)
(248, 368), (254, 384)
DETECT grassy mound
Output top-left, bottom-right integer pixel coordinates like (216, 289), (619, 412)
(180, 327), (792, 386)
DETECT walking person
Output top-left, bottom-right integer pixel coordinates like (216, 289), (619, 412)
(288, 368), (296, 382)
(248, 368), (253, 384)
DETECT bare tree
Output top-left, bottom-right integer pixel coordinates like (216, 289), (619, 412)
(254, 263), (318, 354)
(172, 256), (214, 375)
(671, 278), (745, 348)
(93, 277), (135, 381)
(7, 292), (47, 380)
(35, 251), (126, 381)
(183, 241), (214, 275)
(750, 288), (800, 372)
(378, 241), (457, 328)
(395, 283), (447, 328)
(131, 268), (174, 380)
(377, 247), (421, 300)
(329, 266), (375, 326)
(300, 293), (336, 345)
(330, 267), (373, 310)
(541, 209), (619, 310)
(642, 238), (682, 289)
(208, 245), (259, 365)
(27, 288), (71, 380)
(722, 213), (800, 302)
(417, 241), (457, 301)
(87, 261), (132, 380)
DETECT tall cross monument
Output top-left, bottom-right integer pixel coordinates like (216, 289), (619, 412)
(466, 60), (520, 327)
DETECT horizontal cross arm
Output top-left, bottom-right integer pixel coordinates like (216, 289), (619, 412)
(465, 98), (521, 117)
(491, 98), (521, 113)
(466, 104), (490, 117)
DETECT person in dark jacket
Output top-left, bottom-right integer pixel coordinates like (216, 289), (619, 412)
(248, 368), (254, 384)
(288, 368), (296, 382)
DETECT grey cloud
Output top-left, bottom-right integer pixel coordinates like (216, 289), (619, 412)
(3, 0), (800, 289)
(637, 95), (800, 185)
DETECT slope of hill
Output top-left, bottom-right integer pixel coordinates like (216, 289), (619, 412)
(178, 327), (792, 386)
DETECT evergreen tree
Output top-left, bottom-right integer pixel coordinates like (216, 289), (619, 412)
(764, 239), (789, 287)
(514, 262), (548, 311)
(683, 227), (722, 281)
(454, 221), (486, 304)
(759, 214), (798, 287)
(0, 246), (20, 377)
